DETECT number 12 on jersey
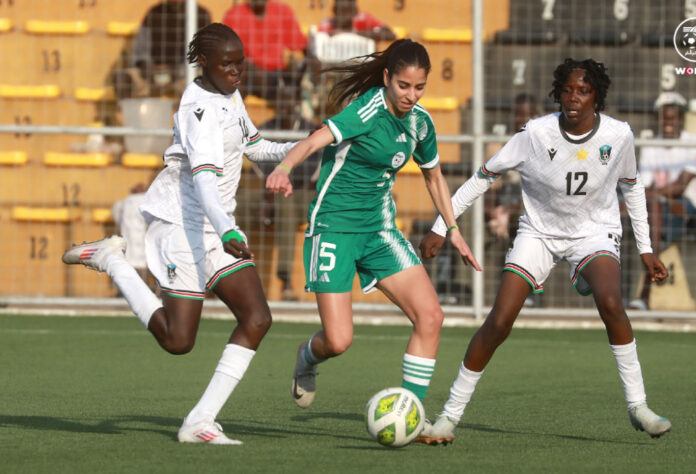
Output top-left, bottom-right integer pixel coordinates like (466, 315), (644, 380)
(565, 171), (588, 196)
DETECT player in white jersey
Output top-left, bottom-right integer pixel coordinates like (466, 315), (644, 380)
(62, 24), (294, 444)
(416, 59), (671, 444)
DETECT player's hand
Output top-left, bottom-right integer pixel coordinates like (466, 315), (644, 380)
(448, 230), (482, 271)
(419, 231), (446, 259)
(641, 253), (668, 284)
(266, 166), (294, 197)
(223, 239), (254, 260)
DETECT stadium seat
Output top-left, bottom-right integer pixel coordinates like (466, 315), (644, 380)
(24, 20), (90, 35)
(44, 152), (113, 167)
(121, 153), (162, 169)
(421, 41), (472, 103)
(0, 151), (28, 165)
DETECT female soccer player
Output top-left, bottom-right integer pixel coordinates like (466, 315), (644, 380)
(265, 39), (481, 408)
(62, 24), (295, 444)
(416, 58), (671, 444)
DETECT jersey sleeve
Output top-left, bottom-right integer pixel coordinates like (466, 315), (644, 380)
(323, 91), (377, 145)
(482, 127), (531, 176)
(183, 102), (224, 177)
(241, 105), (296, 162)
(412, 113), (439, 169)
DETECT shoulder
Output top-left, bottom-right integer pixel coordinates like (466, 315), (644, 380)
(598, 113), (633, 140)
(523, 113), (558, 133)
(347, 87), (387, 118)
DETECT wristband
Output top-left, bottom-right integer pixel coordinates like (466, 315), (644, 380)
(447, 225), (459, 233)
(276, 163), (291, 174)
(221, 229), (244, 244)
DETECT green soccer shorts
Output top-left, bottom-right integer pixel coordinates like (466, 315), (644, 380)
(303, 229), (421, 293)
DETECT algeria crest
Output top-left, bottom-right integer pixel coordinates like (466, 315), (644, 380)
(599, 144), (612, 165)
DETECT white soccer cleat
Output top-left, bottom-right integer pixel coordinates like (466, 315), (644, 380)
(291, 342), (317, 408)
(177, 420), (242, 445)
(61, 235), (126, 272)
(628, 403), (671, 438)
(415, 414), (457, 446)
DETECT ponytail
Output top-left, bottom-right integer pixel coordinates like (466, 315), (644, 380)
(326, 39), (431, 107)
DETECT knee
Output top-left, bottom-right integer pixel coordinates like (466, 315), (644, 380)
(413, 305), (444, 337)
(240, 310), (272, 337)
(597, 294), (626, 321)
(161, 332), (196, 355)
(324, 333), (352, 356)
(481, 316), (513, 346)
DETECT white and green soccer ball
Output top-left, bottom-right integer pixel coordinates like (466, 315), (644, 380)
(365, 387), (425, 448)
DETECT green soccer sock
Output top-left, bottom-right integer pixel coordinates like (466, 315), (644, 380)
(401, 353), (436, 401)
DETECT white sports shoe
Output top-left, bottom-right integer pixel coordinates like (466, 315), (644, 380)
(291, 342), (317, 408)
(61, 236), (126, 272)
(628, 403), (671, 438)
(415, 414), (457, 446)
(177, 420), (242, 445)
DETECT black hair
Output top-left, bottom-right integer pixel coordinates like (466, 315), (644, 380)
(186, 23), (241, 65)
(326, 38), (431, 107)
(549, 58), (611, 112)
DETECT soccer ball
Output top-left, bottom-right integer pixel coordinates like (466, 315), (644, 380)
(365, 387), (425, 448)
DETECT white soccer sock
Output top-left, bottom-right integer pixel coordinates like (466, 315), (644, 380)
(103, 254), (161, 328)
(442, 362), (484, 422)
(610, 339), (647, 409)
(185, 344), (256, 425)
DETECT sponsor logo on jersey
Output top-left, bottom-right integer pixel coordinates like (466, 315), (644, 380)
(547, 148), (557, 160)
(599, 144), (612, 165)
(396, 133), (407, 142)
(392, 151), (406, 168)
(193, 108), (205, 121)
(576, 148), (588, 160)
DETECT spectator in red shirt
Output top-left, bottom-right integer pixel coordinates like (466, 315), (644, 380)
(318, 0), (395, 41)
(223, 0), (314, 101)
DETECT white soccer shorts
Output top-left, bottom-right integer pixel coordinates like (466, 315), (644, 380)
(145, 218), (254, 300)
(504, 232), (621, 295)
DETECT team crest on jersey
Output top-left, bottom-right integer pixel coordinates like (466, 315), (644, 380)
(166, 263), (177, 283)
(547, 148), (557, 160)
(193, 108), (205, 121)
(391, 151), (406, 168)
(599, 144), (612, 165)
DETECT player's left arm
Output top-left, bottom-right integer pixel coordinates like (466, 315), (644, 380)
(617, 129), (668, 283)
(241, 109), (297, 163)
(421, 165), (481, 270)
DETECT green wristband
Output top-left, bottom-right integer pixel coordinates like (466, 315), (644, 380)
(221, 229), (244, 244)
(447, 225), (459, 233)
(276, 163), (291, 174)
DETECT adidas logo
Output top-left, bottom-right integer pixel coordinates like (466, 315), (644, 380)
(319, 273), (331, 283)
(396, 133), (407, 143)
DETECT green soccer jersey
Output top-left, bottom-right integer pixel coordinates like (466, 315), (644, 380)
(306, 87), (439, 236)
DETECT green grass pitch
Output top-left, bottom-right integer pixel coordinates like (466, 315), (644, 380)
(1, 314), (694, 473)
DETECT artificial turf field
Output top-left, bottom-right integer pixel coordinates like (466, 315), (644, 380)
(1, 314), (694, 473)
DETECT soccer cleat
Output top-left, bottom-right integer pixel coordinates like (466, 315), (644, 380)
(414, 414), (457, 446)
(291, 342), (317, 408)
(628, 403), (671, 438)
(61, 235), (126, 272)
(177, 420), (242, 445)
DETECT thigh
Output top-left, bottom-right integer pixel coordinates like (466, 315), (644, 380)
(316, 292), (354, 340)
(213, 265), (270, 321)
(145, 218), (207, 300)
(357, 229), (421, 294)
(304, 233), (358, 293)
(203, 229), (255, 292)
(504, 234), (555, 294)
(567, 233), (620, 295)
(376, 264), (440, 324)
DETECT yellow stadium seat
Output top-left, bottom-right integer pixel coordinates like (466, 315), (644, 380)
(0, 151), (28, 165)
(0, 18), (12, 32)
(25, 20), (90, 35)
(421, 28), (475, 43)
(0, 84), (60, 99)
(44, 152), (113, 167)
(12, 206), (82, 222)
(75, 87), (115, 101)
(121, 153), (162, 168)
(106, 21), (139, 36)
(91, 208), (113, 224)
(419, 96), (459, 111)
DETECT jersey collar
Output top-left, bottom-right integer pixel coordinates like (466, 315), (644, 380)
(558, 112), (601, 144)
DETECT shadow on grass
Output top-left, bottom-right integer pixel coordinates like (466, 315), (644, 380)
(463, 423), (653, 445)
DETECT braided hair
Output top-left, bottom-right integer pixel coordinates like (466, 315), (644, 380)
(186, 23), (241, 65)
(327, 38), (431, 107)
(549, 58), (611, 111)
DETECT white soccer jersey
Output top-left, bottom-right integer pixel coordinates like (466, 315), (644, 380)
(141, 81), (293, 234)
(434, 112), (652, 254)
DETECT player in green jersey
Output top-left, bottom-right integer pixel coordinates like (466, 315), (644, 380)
(266, 39), (481, 409)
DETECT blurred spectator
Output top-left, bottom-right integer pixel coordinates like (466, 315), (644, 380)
(318, 0), (396, 41)
(112, 0), (211, 99)
(256, 87), (322, 300)
(112, 183), (155, 290)
(631, 91), (696, 309)
(223, 0), (317, 102)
